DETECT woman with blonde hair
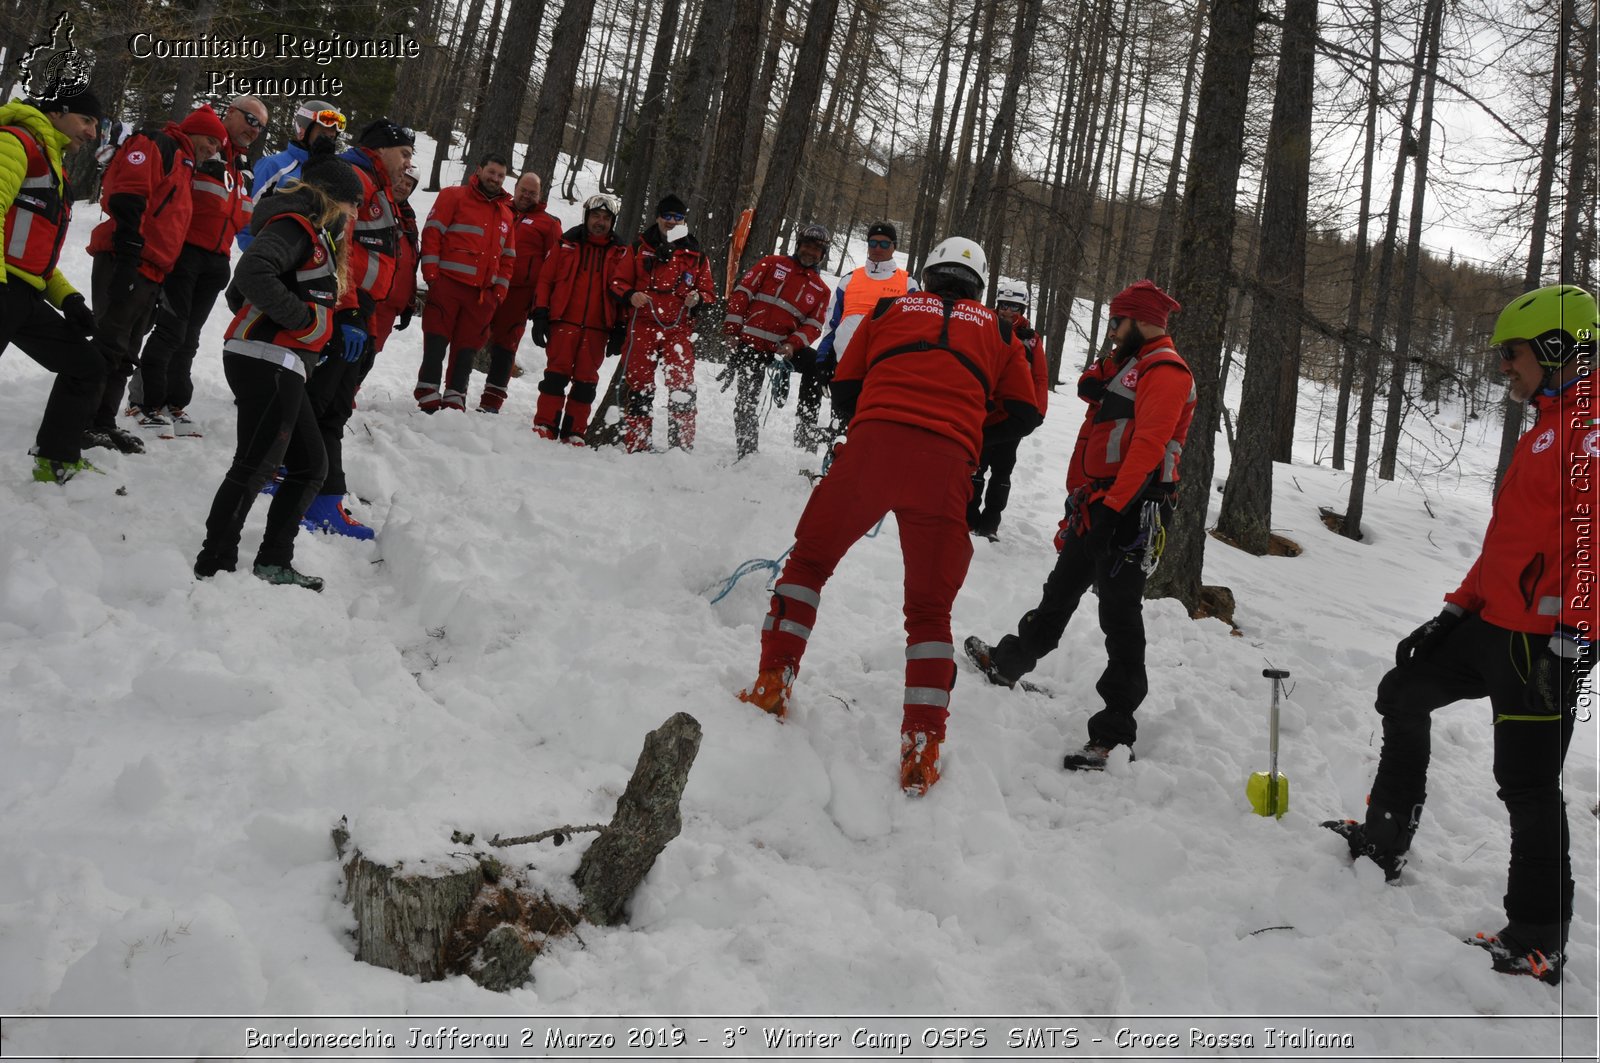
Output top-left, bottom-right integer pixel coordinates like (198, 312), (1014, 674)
(194, 142), (364, 591)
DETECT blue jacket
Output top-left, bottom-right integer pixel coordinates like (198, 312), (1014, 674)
(237, 142), (309, 250)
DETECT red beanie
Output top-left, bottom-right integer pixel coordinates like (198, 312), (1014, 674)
(1110, 279), (1182, 330)
(179, 105), (228, 146)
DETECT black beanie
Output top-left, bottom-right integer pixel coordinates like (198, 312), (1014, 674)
(301, 142), (364, 206)
(32, 88), (107, 124)
(357, 118), (416, 149)
(656, 193), (687, 217)
(866, 221), (897, 242)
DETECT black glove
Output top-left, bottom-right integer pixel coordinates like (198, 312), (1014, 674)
(788, 346), (818, 373)
(396, 308), (413, 331)
(530, 308), (551, 348)
(1395, 606), (1466, 669)
(1524, 630), (1597, 716)
(607, 323), (627, 357)
(1015, 325), (1036, 341)
(1081, 501), (1122, 560)
(61, 293), (96, 337)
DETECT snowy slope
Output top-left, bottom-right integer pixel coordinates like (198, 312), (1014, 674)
(0, 141), (1594, 1059)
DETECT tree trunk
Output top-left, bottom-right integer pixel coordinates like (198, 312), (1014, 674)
(464, 0), (509, 155)
(958, 0), (1043, 277)
(747, 0), (843, 258)
(618, 0), (683, 227)
(1333, 2), (1382, 472)
(1143, 0), (1262, 614)
(1145, 0), (1208, 286)
(943, 0), (999, 235)
(702, 0), (768, 271)
(735, 0), (793, 261)
(1496, 0), (1570, 488)
(1560, 1), (1596, 288)
(574, 712), (704, 925)
(426, 0), (488, 191)
(470, 0), (547, 170)
(651, 0), (736, 225)
(521, 0), (598, 182)
(907, 5), (960, 276)
(1216, 0), (1316, 555)
(1377, 0), (1444, 482)
(1343, 0), (1437, 541)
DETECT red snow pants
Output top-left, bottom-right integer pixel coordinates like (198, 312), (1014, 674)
(757, 419), (975, 738)
(620, 317), (696, 451)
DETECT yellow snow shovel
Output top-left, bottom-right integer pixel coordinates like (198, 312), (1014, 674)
(1248, 668), (1290, 818)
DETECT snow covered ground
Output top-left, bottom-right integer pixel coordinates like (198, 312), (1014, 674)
(0, 142), (1594, 1061)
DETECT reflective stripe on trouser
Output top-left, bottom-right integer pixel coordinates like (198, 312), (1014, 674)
(759, 419), (974, 739)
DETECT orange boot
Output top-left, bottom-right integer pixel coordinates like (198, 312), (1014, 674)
(738, 666), (794, 719)
(899, 731), (943, 796)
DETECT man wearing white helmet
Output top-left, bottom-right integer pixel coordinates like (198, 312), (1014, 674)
(969, 285), (1049, 538)
(721, 223), (833, 459)
(237, 100), (344, 251)
(738, 236), (1041, 797)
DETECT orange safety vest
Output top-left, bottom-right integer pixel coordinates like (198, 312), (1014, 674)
(840, 265), (912, 318)
(1, 125), (70, 279)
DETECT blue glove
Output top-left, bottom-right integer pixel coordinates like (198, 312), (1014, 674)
(339, 323), (368, 363)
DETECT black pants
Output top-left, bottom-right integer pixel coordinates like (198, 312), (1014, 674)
(0, 284), (105, 462)
(136, 244), (231, 412)
(992, 502), (1166, 748)
(1369, 615), (1577, 926)
(793, 363), (828, 447)
(304, 337), (377, 497)
(196, 355), (326, 573)
(90, 254), (162, 429)
(969, 437), (1021, 534)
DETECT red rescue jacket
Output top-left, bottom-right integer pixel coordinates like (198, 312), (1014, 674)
(88, 123), (197, 281)
(420, 174), (514, 293)
(1445, 376), (1597, 636)
(185, 149), (248, 255)
(833, 291), (1039, 463)
(723, 253), (830, 354)
(223, 213), (340, 356)
(508, 201), (562, 287)
(626, 225), (717, 329)
(983, 313), (1049, 427)
(535, 224), (633, 330)
(1068, 336), (1195, 513)
(379, 198), (419, 319)
(0, 122), (71, 282)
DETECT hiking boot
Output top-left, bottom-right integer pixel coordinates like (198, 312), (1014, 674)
(1062, 743), (1134, 772)
(738, 666), (794, 719)
(1466, 922), (1567, 986)
(534, 423), (560, 441)
(167, 407), (202, 437)
(962, 635), (1016, 688)
(32, 455), (101, 484)
(301, 494), (376, 540)
(134, 408), (173, 436)
(252, 562), (324, 592)
(82, 425), (146, 454)
(1321, 817), (1408, 882)
(900, 730), (943, 796)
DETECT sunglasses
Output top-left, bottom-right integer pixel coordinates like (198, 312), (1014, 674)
(866, 238), (894, 249)
(230, 107), (264, 130)
(1107, 316), (1124, 330)
(1498, 344), (1524, 362)
(312, 109), (346, 130)
(660, 212), (686, 223)
(996, 302), (1025, 313)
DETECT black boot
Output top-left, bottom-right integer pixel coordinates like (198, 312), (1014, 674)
(1322, 801), (1419, 882)
(252, 562), (324, 592)
(1466, 920), (1568, 985)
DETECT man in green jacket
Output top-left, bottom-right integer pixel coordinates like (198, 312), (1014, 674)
(0, 91), (107, 483)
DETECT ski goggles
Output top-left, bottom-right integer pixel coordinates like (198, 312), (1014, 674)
(584, 193), (621, 216)
(996, 301), (1025, 314)
(866, 238), (894, 249)
(298, 107), (346, 131)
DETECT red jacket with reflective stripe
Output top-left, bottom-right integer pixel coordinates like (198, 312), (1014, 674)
(185, 149), (247, 255)
(87, 124), (196, 281)
(508, 201), (562, 287)
(420, 175), (514, 291)
(835, 291), (1039, 462)
(338, 150), (401, 312)
(378, 199), (419, 318)
(1069, 336), (1195, 513)
(1445, 378), (1597, 636)
(535, 225), (633, 330)
(723, 254), (830, 354)
(983, 313), (1049, 426)
(223, 214), (340, 353)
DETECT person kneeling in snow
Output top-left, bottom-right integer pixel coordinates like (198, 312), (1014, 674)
(193, 145), (365, 592)
(1325, 284), (1597, 987)
(737, 237), (1041, 796)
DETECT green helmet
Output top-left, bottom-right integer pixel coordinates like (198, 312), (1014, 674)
(1489, 284), (1597, 369)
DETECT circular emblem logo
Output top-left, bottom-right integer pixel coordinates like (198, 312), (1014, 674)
(368, 202), (381, 218)
(1584, 428), (1600, 457)
(312, 246), (325, 264)
(1121, 367), (1140, 389)
(126, 149), (146, 165)
(1531, 428), (1556, 454)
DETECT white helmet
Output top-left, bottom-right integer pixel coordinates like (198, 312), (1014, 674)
(995, 286), (1029, 311)
(292, 100), (343, 143)
(921, 236), (988, 297)
(583, 192), (621, 217)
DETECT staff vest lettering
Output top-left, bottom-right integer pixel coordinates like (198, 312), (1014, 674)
(1, 125), (69, 277)
(840, 266), (911, 318)
(865, 294), (1010, 403)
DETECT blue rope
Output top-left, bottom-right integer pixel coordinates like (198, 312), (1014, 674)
(708, 517), (885, 604)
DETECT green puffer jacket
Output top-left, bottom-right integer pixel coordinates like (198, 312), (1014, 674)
(0, 100), (79, 307)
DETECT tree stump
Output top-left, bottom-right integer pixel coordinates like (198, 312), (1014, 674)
(575, 711), (703, 925)
(335, 712), (701, 990)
